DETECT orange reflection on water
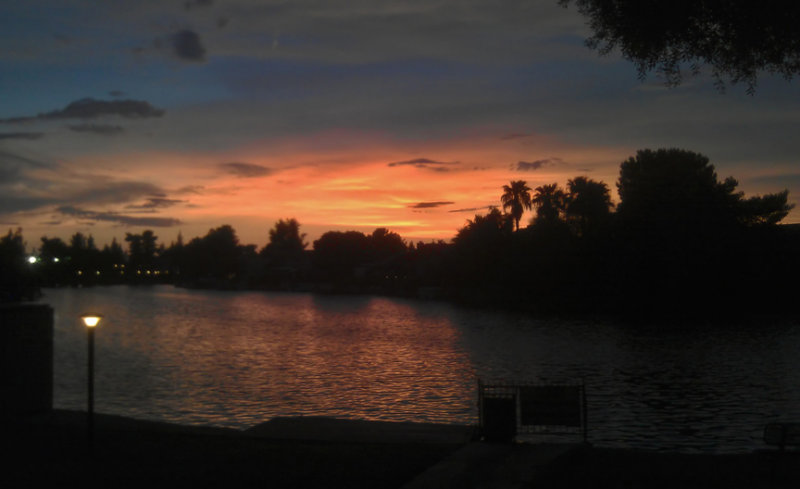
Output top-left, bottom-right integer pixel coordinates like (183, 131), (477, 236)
(113, 290), (478, 427)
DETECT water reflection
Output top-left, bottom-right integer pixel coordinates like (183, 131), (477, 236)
(46, 287), (475, 428)
(42, 286), (800, 453)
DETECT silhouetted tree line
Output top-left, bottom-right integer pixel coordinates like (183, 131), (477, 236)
(3, 148), (796, 317)
(447, 149), (796, 317)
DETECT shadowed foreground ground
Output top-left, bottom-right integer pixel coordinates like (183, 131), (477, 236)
(3, 410), (465, 488)
(536, 444), (800, 489)
(3, 410), (799, 488)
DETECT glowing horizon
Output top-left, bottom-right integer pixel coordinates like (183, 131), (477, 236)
(2, 1), (798, 251)
(10, 126), (638, 250)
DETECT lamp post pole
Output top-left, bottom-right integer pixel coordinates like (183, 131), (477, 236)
(87, 324), (94, 445)
(81, 314), (102, 449)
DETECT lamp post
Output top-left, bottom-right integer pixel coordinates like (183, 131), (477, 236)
(81, 314), (102, 448)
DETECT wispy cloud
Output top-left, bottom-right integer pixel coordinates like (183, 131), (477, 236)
(0, 149), (54, 184)
(0, 150), (61, 212)
(746, 173), (800, 188)
(0, 132), (44, 140)
(0, 98), (165, 123)
(218, 162), (272, 178)
(0, 195), (58, 214)
(388, 158), (460, 172)
(0, 149), (53, 169)
(408, 201), (454, 209)
(68, 123), (124, 135)
(174, 185), (205, 194)
(448, 205), (494, 213)
(57, 206), (182, 227)
(515, 157), (564, 172)
(126, 197), (185, 210)
(68, 181), (168, 207)
(500, 133), (532, 140)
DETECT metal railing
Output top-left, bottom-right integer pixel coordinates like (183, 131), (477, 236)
(478, 379), (588, 443)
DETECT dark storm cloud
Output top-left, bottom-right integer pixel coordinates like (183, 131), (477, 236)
(515, 157), (564, 171)
(68, 123), (124, 135)
(57, 206), (182, 227)
(170, 30), (206, 62)
(0, 132), (44, 140)
(0, 98), (164, 123)
(218, 162), (272, 178)
(387, 158), (460, 172)
(408, 201), (455, 209)
(126, 197), (185, 209)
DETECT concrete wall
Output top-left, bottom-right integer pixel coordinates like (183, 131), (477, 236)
(1, 303), (53, 415)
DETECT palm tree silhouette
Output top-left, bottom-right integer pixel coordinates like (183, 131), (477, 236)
(501, 180), (533, 231)
(532, 183), (567, 225)
(566, 176), (614, 237)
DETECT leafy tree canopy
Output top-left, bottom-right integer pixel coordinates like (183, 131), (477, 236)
(125, 230), (158, 268)
(616, 148), (793, 230)
(561, 0), (800, 92)
(454, 207), (512, 245)
(1, 228), (37, 301)
(370, 228), (407, 260)
(39, 236), (69, 260)
(262, 218), (307, 262)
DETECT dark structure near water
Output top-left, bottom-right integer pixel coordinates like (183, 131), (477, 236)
(1, 303), (53, 414)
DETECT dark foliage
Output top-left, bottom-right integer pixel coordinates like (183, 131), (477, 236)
(0, 228), (38, 301)
(177, 225), (258, 287)
(561, 0), (800, 92)
(501, 180), (533, 231)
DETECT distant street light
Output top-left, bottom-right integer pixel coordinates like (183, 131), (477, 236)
(81, 314), (102, 448)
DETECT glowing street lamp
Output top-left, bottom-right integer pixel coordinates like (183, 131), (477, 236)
(82, 315), (101, 327)
(81, 314), (102, 447)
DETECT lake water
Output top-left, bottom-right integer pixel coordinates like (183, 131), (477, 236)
(41, 285), (800, 453)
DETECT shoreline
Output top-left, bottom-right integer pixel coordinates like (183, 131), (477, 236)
(40, 283), (800, 326)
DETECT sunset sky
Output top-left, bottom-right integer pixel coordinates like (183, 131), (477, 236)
(2, 0), (799, 250)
